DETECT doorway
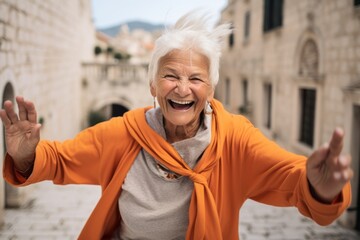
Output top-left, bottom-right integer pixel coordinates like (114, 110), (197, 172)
(354, 105), (360, 230)
(111, 104), (128, 117)
(1, 82), (17, 208)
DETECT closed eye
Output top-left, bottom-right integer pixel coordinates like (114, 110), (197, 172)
(163, 74), (178, 80)
(189, 77), (203, 83)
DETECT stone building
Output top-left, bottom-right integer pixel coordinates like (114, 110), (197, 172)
(83, 29), (155, 128)
(0, 0), (95, 224)
(95, 31), (112, 63)
(217, 0), (360, 230)
(111, 25), (156, 65)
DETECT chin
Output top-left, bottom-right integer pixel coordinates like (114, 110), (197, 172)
(165, 114), (196, 127)
(168, 118), (192, 127)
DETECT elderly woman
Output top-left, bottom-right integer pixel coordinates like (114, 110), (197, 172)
(0, 12), (353, 240)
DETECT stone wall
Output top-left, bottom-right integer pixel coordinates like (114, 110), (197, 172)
(218, 0), (360, 228)
(0, 0), (95, 224)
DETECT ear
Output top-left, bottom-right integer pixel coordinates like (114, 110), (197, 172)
(207, 88), (214, 102)
(150, 82), (156, 97)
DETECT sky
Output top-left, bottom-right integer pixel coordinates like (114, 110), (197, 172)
(91, 0), (228, 28)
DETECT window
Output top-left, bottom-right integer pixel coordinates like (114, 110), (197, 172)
(225, 78), (231, 105)
(355, 0), (360, 6)
(242, 80), (248, 105)
(299, 88), (316, 147)
(229, 25), (235, 48)
(239, 80), (249, 114)
(263, 83), (272, 129)
(244, 11), (251, 40)
(263, 0), (283, 32)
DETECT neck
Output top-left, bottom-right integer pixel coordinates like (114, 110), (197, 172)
(164, 114), (204, 143)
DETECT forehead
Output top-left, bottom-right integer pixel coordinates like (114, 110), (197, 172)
(158, 49), (209, 72)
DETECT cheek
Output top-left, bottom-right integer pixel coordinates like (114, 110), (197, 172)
(155, 86), (167, 98)
(193, 85), (213, 99)
(156, 82), (175, 97)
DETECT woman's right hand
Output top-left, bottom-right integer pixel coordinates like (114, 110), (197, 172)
(0, 96), (41, 172)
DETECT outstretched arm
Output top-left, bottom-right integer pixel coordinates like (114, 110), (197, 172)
(0, 96), (41, 175)
(307, 128), (353, 203)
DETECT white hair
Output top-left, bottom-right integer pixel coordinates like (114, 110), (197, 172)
(148, 10), (232, 88)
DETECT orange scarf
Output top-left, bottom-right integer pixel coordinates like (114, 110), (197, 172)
(123, 99), (226, 239)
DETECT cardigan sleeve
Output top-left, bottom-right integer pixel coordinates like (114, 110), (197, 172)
(3, 117), (128, 186)
(232, 116), (351, 226)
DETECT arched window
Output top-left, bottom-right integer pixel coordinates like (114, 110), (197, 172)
(225, 78), (231, 105)
(2, 82), (15, 151)
(2, 83), (14, 105)
(229, 27), (235, 48)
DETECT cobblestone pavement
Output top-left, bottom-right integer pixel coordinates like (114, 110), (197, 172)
(0, 182), (101, 240)
(1, 181), (360, 240)
(239, 202), (360, 240)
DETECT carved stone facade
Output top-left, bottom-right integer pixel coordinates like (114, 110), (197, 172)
(299, 39), (319, 77)
(218, 0), (360, 229)
(0, 0), (95, 224)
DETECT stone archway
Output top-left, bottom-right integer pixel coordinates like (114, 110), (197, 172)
(88, 99), (130, 127)
(111, 104), (129, 117)
(95, 102), (129, 119)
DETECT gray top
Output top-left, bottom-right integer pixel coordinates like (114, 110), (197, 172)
(113, 107), (212, 239)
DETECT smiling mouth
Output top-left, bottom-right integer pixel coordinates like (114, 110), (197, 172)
(168, 99), (194, 110)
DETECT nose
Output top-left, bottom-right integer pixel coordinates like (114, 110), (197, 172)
(175, 79), (191, 96)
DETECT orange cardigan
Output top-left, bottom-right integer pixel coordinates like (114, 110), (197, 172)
(3, 99), (351, 239)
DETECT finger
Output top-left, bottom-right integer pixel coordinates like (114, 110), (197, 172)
(24, 100), (37, 124)
(334, 167), (353, 182)
(16, 96), (27, 121)
(0, 109), (12, 128)
(338, 155), (352, 169)
(3, 100), (19, 124)
(307, 143), (329, 168)
(327, 128), (344, 164)
(344, 168), (354, 181)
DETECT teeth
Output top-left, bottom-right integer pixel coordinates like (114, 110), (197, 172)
(171, 100), (192, 105)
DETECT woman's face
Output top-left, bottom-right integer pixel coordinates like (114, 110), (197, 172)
(151, 49), (214, 130)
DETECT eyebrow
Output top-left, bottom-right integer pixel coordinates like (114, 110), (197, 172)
(161, 67), (206, 77)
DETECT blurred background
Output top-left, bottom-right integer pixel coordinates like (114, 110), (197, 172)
(0, 0), (360, 239)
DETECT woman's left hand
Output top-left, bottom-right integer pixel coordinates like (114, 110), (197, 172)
(306, 128), (353, 203)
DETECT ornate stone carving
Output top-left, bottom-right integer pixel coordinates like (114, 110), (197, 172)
(299, 39), (319, 77)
